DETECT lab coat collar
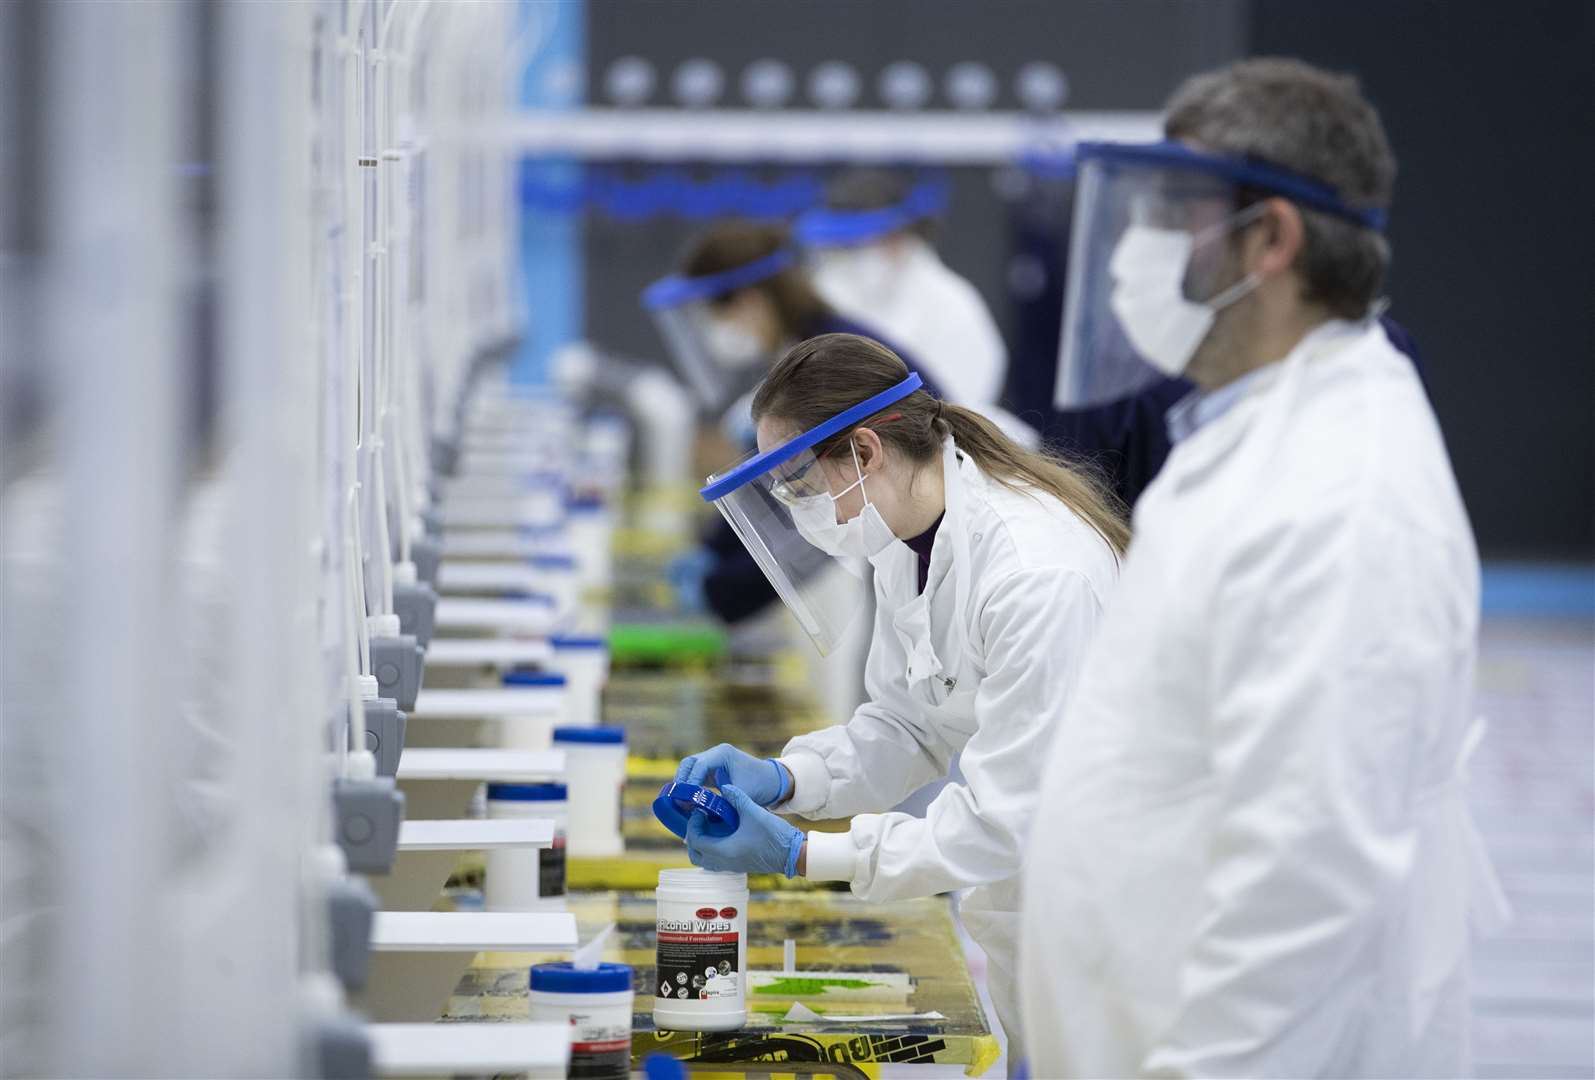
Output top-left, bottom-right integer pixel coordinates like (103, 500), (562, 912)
(1158, 318), (1367, 486)
(1165, 364), (1278, 446)
(866, 436), (971, 577)
(1164, 318), (1364, 446)
(885, 439), (974, 687)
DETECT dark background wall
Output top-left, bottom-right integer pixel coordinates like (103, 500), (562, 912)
(1248, 0), (1595, 560)
(577, 0), (1594, 560)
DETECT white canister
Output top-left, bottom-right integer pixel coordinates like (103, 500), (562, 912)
(528, 553), (581, 628)
(549, 635), (610, 730)
(485, 782), (568, 911)
(499, 670), (568, 751)
(653, 869), (748, 1032)
(552, 726), (626, 858)
(564, 495), (614, 595)
(528, 961), (634, 1080)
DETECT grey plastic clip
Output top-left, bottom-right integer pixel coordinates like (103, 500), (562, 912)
(303, 1013), (371, 1080)
(410, 535), (443, 587)
(369, 634), (423, 710)
(325, 875), (377, 992)
(361, 697), (407, 778)
(430, 434), (459, 477)
(332, 777), (404, 875)
(392, 581), (438, 647)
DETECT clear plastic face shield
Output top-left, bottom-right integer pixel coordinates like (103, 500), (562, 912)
(1054, 141), (1389, 409)
(699, 372), (924, 655)
(641, 249), (796, 412)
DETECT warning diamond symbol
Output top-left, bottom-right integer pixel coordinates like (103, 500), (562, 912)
(660, 981), (672, 996)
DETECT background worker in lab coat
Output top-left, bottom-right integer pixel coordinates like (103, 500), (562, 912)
(1021, 58), (1507, 1078)
(676, 332), (1124, 1054)
(798, 170), (1009, 410)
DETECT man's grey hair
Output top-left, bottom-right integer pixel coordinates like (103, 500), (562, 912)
(1165, 58), (1396, 319)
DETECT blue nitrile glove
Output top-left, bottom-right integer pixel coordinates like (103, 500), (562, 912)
(664, 548), (715, 614)
(685, 785), (804, 878)
(676, 743), (789, 807)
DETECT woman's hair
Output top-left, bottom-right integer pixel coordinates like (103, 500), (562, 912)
(681, 220), (829, 336)
(752, 334), (1130, 555)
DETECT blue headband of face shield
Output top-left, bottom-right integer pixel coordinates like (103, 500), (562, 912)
(792, 177), (950, 249)
(699, 372), (924, 501)
(1076, 140), (1389, 231)
(640, 248), (797, 310)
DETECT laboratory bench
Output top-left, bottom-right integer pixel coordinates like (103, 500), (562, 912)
(446, 890), (1000, 1079)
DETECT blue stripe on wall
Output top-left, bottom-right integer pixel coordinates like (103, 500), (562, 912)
(1481, 562), (1595, 618)
(512, 0), (585, 386)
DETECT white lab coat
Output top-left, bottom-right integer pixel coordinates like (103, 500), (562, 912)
(813, 240), (1008, 408)
(1020, 319), (1508, 1078)
(779, 438), (1119, 1052)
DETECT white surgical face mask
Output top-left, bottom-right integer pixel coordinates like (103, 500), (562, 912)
(813, 246), (898, 310)
(702, 317), (765, 371)
(788, 441), (897, 561)
(1108, 212), (1262, 377)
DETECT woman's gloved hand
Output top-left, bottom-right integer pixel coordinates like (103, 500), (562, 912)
(685, 785), (804, 878)
(664, 547), (715, 614)
(676, 744), (789, 807)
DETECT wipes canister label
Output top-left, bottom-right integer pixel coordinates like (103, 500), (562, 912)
(656, 911), (740, 1001)
(567, 1009), (630, 1080)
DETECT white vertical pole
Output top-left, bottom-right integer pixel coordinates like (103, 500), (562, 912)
(202, 0), (317, 1066)
(45, 0), (183, 1072)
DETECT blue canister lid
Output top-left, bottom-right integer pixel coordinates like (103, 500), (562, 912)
(529, 961), (633, 994)
(502, 671), (568, 687)
(528, 554), (578, 571)
(487, 782), (568, 802)
(652, 781), (739, 839)
(550, 635), (607, 650)
(552, 726), (626, 745)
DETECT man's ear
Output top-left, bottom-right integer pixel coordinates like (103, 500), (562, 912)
(1250, 197), (1306, 276)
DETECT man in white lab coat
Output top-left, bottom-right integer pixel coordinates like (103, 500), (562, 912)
(798, 170), (1009, 410)
(1021, 58), (1507, 1078)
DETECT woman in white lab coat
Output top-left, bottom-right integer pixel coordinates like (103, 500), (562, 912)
(675, 332), (1125, 1051)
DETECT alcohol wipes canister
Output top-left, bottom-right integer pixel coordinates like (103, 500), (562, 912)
(652, 868), (748, 1032)
(529, 961), (634, 1080)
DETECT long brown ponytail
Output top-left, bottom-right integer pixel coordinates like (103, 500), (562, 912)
(752, 333), (1130, 555)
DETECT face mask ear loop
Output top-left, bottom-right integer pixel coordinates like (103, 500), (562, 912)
(851, 439), (872, 509)
(827, 438), (868, 505)
(1206, 271), (1262, 311)
(1190, 200), (1272, 312)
